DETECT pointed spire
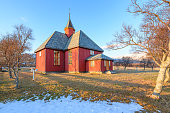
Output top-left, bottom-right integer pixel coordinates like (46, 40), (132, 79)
(64, 9), (75, 38)
(65, 9), (75, 30)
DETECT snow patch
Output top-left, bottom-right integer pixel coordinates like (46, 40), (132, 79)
(0, 96), (143, 113)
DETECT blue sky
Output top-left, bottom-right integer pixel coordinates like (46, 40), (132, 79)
(0, 0), (143, 57)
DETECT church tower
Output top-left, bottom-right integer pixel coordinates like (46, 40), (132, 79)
(64, 11), (75, 37)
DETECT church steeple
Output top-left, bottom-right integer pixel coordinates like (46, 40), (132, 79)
(64, 9), (75, 38)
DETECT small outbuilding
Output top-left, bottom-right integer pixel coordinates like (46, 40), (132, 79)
(86, 54), (113, 73)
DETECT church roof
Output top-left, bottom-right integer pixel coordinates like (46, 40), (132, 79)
(86, 54), (114, 61)
(64, 30), (104, 52)
(34, 31), (68, 52)
(35, 30), (103, 53)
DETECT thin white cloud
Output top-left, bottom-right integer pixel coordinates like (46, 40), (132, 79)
(20, 17), (28, 22)
(112, 52), (146, 60)
(101, 45), (108, 49)
(101, 44), (126, 49)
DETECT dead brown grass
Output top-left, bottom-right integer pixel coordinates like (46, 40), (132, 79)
(0, 70), (169, 112)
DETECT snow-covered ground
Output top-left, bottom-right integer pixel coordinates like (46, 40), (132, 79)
(0, 96), (143, 113)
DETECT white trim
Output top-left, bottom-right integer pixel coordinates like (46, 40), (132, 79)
(39, 51), (41, 56)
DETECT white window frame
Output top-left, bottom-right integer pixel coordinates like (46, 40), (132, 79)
(90, 50), (94, 55)
(104, 60), (106, 67)
(90, 60), (95, 67)
(68, 50), (72, 64)
(54, 51), (60, 65)
(39, 51), (41, 56)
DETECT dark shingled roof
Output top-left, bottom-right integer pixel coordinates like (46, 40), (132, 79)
(34, 31), (68, 52)
(64, 30), (104, 52)
(86, 54), (114, 61)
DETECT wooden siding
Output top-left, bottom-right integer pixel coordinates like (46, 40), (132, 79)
(79, 47), (102, 72)
(36, 49), (46, 72)
(45, 49), (65, 72)
(65, 47), (79, 72)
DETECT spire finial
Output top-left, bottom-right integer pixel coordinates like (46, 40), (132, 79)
(69, 8), (70, 20)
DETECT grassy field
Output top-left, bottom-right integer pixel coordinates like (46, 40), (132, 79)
(0, 69), (170, 112)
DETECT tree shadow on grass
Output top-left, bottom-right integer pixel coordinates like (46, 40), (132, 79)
(114, 69), (159, 74)
(59, 73), (154, 89)
(39, 73), (153, 102)
(0, 72), (63, 103)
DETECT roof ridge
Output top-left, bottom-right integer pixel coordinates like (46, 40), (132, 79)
(78, 30), (81, 46)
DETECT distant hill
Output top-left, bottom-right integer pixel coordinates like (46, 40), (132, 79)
(112, 53), (146, 60)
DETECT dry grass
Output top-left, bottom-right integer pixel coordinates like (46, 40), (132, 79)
(0, 70), (170, 112)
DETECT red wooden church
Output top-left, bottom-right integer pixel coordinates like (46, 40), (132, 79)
(35, 14), (113, 73)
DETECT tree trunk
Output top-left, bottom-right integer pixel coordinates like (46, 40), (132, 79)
(124, 66), (126, 70)
(13, 67), (19, 89)
(16, 58), (19, 89)
(152, 59), (170, 99)
(16, 75), (19, 89)
(164, 68), (169, 85)
(12, 58), (20, 89)
(8, 65), (13, 78)
(151, 66), (154, 72)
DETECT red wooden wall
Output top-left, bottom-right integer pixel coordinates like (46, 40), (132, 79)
(65, 47), (79, 72)
(36, 49), (46, 72)
(36, 47), (108, 73)
(86, 60), (102, 72)
(101, 60), (113, 72)
(79, 48), (102, 72)
(45, 49), (65, 72)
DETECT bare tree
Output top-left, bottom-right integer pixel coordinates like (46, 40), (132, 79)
(0, 24), (33, 88)
(0, 35), (18, 78)
(0, 53), (5, 72)
(20, 53), (36, 67)
(146, 57), (156, 71)
(121, 57), (132, 70)
(107, 0), (170, 99)
(12, 25), (33, 88)
(140, 58), (148, 70)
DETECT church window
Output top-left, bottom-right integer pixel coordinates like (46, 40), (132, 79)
(39, 51), (41, 56)
(54, 51), (60, 65)
(68, 50), (72, 64)
(90, 60), (95, 67)
(90, 50), (94, 55)
(104, 60), (106, 67)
